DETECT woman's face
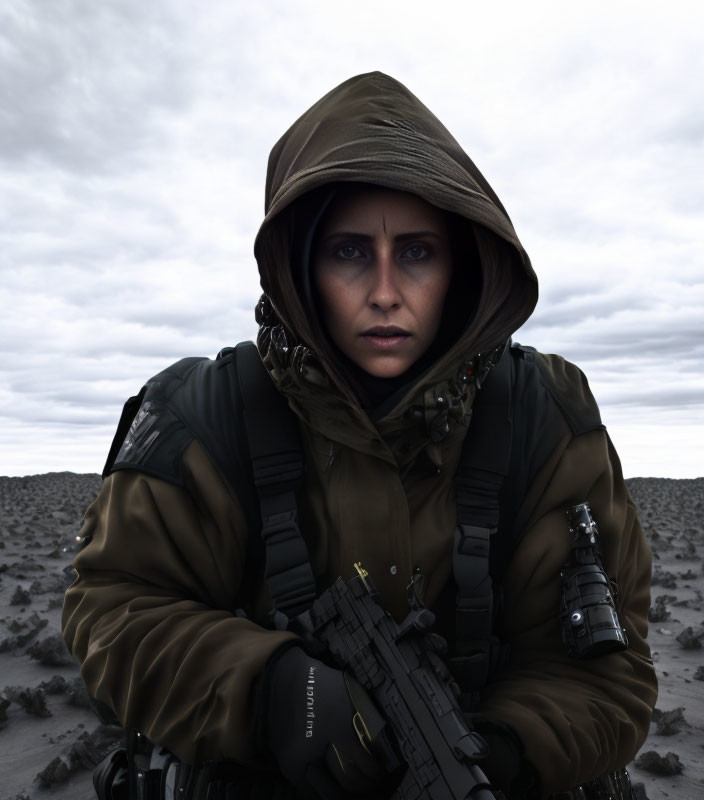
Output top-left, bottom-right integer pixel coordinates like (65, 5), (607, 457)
(313, 187), (453, 379)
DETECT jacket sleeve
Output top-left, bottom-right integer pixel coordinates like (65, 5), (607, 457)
(480, 427), (657, 796)
(61, 439), (297, 766)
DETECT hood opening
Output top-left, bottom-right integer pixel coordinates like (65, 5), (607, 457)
(297, 185), (485, 409)
(254, 72), (538, 410)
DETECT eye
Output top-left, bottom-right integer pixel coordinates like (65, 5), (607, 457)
(402, 243), (430, 261)
(336, 244), (364, 260)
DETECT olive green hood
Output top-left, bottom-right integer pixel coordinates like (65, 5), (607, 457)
(253, 72), (538, 445)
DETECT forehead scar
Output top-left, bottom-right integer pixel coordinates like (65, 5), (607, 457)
(382, 214), (387, 235)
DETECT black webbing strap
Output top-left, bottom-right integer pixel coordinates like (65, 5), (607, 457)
(451, 346), (513, 700)
(235, 342), (316, 619)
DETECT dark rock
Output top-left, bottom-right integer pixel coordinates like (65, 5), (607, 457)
(66, 733), (105, 770)
(38, 675), (91, 707)
(34, 723), (123, 786)
(694, 666), (704, 681)
(10, 585), (31, 605)
(15, 612), (48, 643)
(67, 678), (91, 708)
(0, 695), (10, 723)
(1, 685), (52, 717)
(26, 610), (48, 629)
(6, 559), (45, 577)
(0, 613), (49, 650)
(631, 782), (649, 800)
(88, 723), (124, 752)
(682, 541), (697, 558)
(676, 625), (704, 649)
(652, 707), (687, 735)
(39, 675), (70, 694)
(65, 725), (123, 770)
(36, 755), (71, 787)
(648, 596), (672, 623)
(29, 571), (71, 595)
(27, 632), (74, 666)
(15, 620), (49, 647)
(657, 573), (677, 589)
(657, 593), (677, 604)
(679, 569), (698, 580)
(634, 750), (684, 775)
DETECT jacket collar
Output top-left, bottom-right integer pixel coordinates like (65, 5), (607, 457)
(258, 311), (505, 469)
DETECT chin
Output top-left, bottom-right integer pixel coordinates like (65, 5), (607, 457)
(359, 359), (410, 379)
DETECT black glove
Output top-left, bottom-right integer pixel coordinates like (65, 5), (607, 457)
(263, 645), (394, 797)
(464, 714), (540, 799)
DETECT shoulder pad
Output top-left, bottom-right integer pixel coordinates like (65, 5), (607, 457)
(105, 352), (250, 490)
(486, 343), (604, 578)
(105, 357), (207, 484)
(510, 342), (603, 436)
(534, 352), (604, 436)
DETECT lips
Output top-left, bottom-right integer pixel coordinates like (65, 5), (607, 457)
(361, 326), (411, 350)
(362, 326), (410, 338)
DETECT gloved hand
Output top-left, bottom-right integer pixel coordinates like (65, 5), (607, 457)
(463, 713), (540, 798)
(262, 645), (395, 797)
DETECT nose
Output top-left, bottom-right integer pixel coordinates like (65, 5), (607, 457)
(368, 249), (402, 311)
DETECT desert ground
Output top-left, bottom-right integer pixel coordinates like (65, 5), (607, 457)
(0, 472), (702, 800)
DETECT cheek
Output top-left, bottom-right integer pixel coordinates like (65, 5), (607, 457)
(315, 269), (350, 336)
(422, 268), (453, 326)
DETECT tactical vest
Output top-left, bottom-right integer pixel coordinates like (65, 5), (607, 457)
(103, 339), (602, 697)
(94, 340), (640, 800)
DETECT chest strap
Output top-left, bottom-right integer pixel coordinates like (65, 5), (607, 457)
(235, 343), (316, 618)
(450, 346), (512, 701)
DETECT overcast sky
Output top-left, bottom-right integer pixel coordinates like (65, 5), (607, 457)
(1, 0), (702, 479)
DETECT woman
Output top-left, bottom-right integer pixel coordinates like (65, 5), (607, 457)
(63, 72), (657, 799)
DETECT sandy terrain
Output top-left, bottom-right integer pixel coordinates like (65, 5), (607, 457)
(0, 472), (702, 799)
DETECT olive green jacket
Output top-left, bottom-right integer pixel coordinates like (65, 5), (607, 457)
(62, 73), (656, 796)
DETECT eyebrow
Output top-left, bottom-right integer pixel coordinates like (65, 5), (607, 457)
(321, 230), (443, 243)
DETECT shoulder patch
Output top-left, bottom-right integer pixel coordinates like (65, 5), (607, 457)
(103, 350), (260, 516)
(115, 392), (160, 465)
(105, 357), (209, 485)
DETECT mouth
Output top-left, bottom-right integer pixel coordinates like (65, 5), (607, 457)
(363, 326), (410, 337)
(361, 326), (411, 349)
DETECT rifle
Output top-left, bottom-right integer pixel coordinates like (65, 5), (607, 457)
(290, 563), (501, 800)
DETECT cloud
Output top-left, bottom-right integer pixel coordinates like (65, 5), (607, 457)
(1, 0), (703, 477)
(0, 0), (193, 174)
